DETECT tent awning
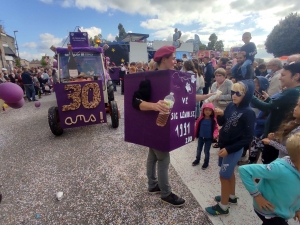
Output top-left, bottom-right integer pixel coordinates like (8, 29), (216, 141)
(3, 45), (16, 56)
(5, 55), (14, 61)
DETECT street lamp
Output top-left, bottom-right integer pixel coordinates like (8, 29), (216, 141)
(13, 30), (20, 66)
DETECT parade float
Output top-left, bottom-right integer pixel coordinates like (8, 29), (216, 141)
(48, 31), (119, 136)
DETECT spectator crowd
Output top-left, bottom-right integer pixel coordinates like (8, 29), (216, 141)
(1, 32), (300, 224)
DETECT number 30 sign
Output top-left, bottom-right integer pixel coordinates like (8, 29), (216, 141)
(62, 82), (101, 111)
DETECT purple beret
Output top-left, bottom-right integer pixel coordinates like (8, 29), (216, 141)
(153, 46), (176, 62)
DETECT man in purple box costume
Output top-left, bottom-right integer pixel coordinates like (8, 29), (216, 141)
(132, 46), (186, 207)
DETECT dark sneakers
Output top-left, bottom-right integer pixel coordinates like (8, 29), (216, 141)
(148, 185), (161, 194)
(205, 203), (229, 216)
(192, 159), (200, 166)
(202, 163), (208, 170)
(214, 195), (238, 205)
(161, 192), (185, 207)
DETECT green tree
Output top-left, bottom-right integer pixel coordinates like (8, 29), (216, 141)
(115, 23), (127, 41)
(40, 56), (47, 67)
(199, 43), (207, 50)
(207, 33), (218, 50)
(89, 37), (93, 45)
(265, 13), (300, 57)
(15, 58), (21, 67)
(215, 40), (224, 51)
(89, 33), (102, 45)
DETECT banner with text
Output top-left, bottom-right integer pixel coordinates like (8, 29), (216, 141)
(55, 80), (106, 129)
(69, 32), (89, 47)
(124, 70), (196, 152)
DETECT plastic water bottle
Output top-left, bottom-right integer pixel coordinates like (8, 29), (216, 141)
(156, 92), (175, 127)
(204, 90), (222, 103)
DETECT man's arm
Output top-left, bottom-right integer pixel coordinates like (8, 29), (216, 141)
(139, 100), (169, 113)
(208, 64), (214, 80)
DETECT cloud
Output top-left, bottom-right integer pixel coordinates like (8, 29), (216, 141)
(19, 51), (44, 61)
(61, 0), (73, 7)
(106, 33), (115, 41)
(36, 0), (300, 60)
(40, 0), (53, 3)
(39, 33), (64, 50)
(80, 26), (102, 39)
(22, 42), (37, 49)
(48, 0), (299, 34)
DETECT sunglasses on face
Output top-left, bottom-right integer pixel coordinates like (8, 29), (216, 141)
(231, 90), (243, 97)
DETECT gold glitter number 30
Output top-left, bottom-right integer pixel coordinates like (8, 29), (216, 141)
(62, 83), (101, 111)
(62, 84), (81, 111)
(81, 83), (101, 109)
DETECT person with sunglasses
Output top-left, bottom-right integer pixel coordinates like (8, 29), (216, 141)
(251, 62), (300, 164)
(205, 80), (256, 216)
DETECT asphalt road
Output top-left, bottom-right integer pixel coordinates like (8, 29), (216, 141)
(0, 91), (212, 225)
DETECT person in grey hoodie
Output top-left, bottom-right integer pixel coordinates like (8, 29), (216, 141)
(210, 68), (233, 111)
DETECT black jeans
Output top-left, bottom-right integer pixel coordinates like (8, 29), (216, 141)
(121, 78), (124, 94)
(255, 210), (288, 225)
(262, 144), (279, 164)
(112, 80), (117, 91)
(202, 82), (211, 95)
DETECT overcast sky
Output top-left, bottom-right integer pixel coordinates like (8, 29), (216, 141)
(1, 0), (299, 61)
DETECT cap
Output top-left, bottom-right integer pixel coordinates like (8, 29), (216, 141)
(153, 46), (175, 62)
(2, 68), (7, 71)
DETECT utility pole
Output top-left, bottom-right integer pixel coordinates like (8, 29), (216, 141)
(13, 30), (20, 66)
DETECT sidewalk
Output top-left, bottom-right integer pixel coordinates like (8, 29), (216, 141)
(171, 142), (298, 225)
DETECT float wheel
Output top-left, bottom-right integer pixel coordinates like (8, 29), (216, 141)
(107, 80), (115, 103)
(110, 101), (119, 128)
(48, 106), (64, 136)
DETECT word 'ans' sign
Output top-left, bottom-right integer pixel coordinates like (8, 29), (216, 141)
(55, 80), (106, 129)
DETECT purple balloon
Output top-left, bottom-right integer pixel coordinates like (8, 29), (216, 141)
(7, 97), (25, 109)
(35, 101), (41, 107)
(0, 83), (24, 103)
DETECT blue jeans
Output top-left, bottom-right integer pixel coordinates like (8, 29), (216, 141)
(218, 148), (243, 179)
(196, 137), (212, 164)
(24, 84), (36, 101)
(231, 59), (252, 77)
(112, 80), (117, 91)
(195, 88), (203, 118)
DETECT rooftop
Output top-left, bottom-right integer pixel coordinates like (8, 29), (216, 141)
(119, 33), (149, 42)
